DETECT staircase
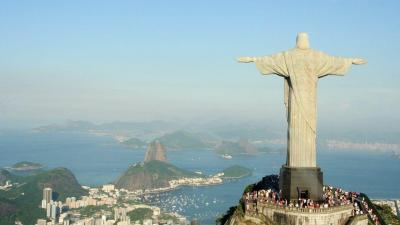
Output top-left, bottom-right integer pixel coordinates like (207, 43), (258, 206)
(354, 193), (386, 225)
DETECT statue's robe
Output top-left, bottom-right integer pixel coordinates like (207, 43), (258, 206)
(254, 48), (353, 167)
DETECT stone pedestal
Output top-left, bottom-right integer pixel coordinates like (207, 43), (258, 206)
(279, 166), (323, 201)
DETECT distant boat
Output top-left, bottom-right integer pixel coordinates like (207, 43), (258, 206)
(221, 154), (233, 159)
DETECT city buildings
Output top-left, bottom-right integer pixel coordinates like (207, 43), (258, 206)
(43, 188), (52, 203)
(35, 184), (189, 225)
(102, 184), (115, 192)
(42, 187), (53, 209)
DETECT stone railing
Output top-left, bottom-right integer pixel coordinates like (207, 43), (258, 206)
(245, 201), (353, 215)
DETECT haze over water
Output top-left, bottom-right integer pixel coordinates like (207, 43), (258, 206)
(1, 131), (399, 224)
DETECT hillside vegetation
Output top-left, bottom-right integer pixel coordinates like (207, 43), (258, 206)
(115, 160), (202, 190)
(0, 168), (87, 225)
(222, 165), (252, 179)
(0, 169), (16, 186)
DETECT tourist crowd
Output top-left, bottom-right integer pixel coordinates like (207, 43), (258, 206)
(322, 186), (356, 207)
(243, 186), (355, 210)
(243, 186), (381, 224)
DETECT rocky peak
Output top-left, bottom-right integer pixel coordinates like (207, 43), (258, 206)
(144, 140), (167, 162)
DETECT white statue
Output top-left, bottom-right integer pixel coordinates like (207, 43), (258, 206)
(238, 33), (366, 167)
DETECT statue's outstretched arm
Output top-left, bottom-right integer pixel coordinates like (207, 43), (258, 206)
(237, 56), (257, 63)
(318, 55), (367, 78)
(237, 54), (288, 77)
(352, 58), (367, 65)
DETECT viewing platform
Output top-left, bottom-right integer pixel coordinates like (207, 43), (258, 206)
(246, 201), (354, 214)
(244, 202), (366, 225)
(238, 182), (380, 225)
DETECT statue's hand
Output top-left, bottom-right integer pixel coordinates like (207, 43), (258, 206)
(352, 58), (367, 65)
(237, 57), (255, 63)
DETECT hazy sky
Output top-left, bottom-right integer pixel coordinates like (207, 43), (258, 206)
(0, 0), (399, 130)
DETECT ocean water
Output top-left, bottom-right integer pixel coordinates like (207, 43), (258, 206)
(0, 131), (399, 224)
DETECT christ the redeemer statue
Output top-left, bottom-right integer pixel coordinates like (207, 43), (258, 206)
(238, 33), (366, 200)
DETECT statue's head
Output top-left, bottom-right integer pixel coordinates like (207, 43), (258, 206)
(296, 32), (310, 50)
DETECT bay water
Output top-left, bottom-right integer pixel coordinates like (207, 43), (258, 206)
(0, 131), (399, 224)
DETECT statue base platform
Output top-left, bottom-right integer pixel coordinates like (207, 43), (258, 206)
(243, 204), (368, 225)
(279, 165), (323, 201)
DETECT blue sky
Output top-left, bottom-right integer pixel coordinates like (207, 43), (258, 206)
(0, 0), (399, 130)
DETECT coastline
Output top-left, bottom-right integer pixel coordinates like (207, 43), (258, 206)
(123, 176), (225, 196)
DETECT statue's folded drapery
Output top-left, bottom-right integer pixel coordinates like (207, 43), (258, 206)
(254, 49), (353, 167)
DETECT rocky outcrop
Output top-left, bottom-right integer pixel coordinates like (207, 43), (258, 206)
(144, 140), (167, 162)
(219, 175), (371, 225)
(114, 160), (200, 191)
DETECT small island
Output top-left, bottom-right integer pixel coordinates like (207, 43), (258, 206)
(121, 137), (147, 149)
(10, 161), (44, 171)
(221, 165), (252, 179)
